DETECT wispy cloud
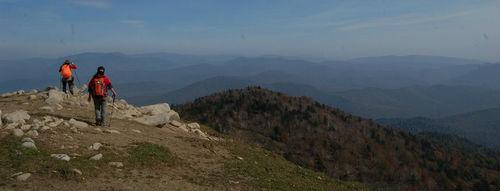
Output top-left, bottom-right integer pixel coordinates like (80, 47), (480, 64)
(69, 0), (111, 9)
(337, 9), (480, 31)
(120, 20), (145, 28)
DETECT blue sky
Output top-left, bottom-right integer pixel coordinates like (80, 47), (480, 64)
(1, 0), (499, 61)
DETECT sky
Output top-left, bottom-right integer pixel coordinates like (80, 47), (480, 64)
(0, 0), (499, 61)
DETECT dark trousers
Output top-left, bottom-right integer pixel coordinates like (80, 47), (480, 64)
(93, 96), (106, 125)
(61, 76), (74, 94)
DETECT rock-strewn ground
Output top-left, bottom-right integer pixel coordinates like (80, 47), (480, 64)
(0, 88), (365, 191)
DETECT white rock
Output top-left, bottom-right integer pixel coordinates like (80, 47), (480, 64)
(16, 90), (25, 95)
(108, 162), (124, 168)
(45, 90), (64, 105)
(170, 120), (183, 127)
(131, 129), (141, 133)
(20, 124), (31, 131)
(40, 106), (54, 113)
(40, 126), (51, 131)
(89, 153), (103, 161)
(187, 123), (201, 130)
(51, 154), (71, 161)
(72, 168), (82, 175)
(68, 118), (88, 128)
(12, 129), (24, 137)
(26, 130), (39, 137)
(89, 143), (102, 151)
(2, 110), (30, 124)
(22, 137), (35, 143)
(139, 103), (171, 115)
(21, 142), (37, 150)
(16, 173), (31, 181)
(104, 129), (120, 134)
(29, 95), (37, 100)
(134, 111), (180, 126)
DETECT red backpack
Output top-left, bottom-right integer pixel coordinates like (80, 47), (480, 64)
(93, 77), (106, 97)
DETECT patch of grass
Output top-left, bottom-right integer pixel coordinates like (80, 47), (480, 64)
(221, 142), (368, 191)
(0, 136), (118, 180)
(127, 142), (177, 167)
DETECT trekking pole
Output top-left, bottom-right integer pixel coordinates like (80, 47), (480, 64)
(107, 95), (116, 127)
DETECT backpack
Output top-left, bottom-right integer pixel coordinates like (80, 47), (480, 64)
(92, 77), (106, 97)
(60, 64), (72, 79)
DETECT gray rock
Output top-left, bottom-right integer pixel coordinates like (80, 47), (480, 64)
(45, 90), (64, 105)
(12, 129), (24, 137)
(88, 143), (102, 151)
(134, 110), (180, 126)
(21, 142), (37, 150)
(20, 124), (31, 131)
(108, 162), (124, 168)
(68, 118), (88, 128)
(22, 137), (35, 143)
(2, 110), (30, 124)
(89, 153), (103, 161)
(170, 120), (183, 127)
(140, 103), (171, 115)
(16, 173), (31, 181)
(51, 154), (71, 161)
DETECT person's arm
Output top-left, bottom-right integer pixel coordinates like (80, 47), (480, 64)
(105, 77), (117, 98)
(70, 63), (77, 69)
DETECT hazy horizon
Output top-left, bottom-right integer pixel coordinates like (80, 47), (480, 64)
(1, 0), (500, 62)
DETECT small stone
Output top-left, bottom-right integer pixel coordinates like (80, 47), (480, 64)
(237, 156), (244, 160)
(69, 118), (88, 128)
(51, 154), (71, 161)
(131, 129), (141, 133)
(22, 137), (35, 143)
(89, 153), (103, 161)
(40, 106), (54, 113)
(21, 142), (37, 150)
(108, 162), (124, 168)
(170, 120), (183, 127)
(20, 125), (31, 131)
(104, 129), (120, 134)
(94, 128), (103, 133)
(88, 143), (102, 151)
(16, 173), (31, 181)
(70, 127), (79, 133)
(26, 130), (39, 137)
(12, 129), (24, 137)
(11, 172), (23, 178)
(40, 126), (51, 131)
(72, 168), (82, 175)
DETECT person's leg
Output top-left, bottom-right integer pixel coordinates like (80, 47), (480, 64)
(61, 78), (68, 93)
(100, 98), (107, 126)
(93, 96), (102, 125)
(68, 76), (75, 95)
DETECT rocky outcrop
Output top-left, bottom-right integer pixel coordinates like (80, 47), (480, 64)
(45, 90), (64, 106)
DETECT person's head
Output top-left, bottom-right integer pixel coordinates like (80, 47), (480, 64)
(97, 66), (105, 75)
(64, 60), (71, 65)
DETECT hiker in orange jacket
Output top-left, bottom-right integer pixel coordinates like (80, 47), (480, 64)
(59, 60), (78, 94)
(87, 66), (117, 126)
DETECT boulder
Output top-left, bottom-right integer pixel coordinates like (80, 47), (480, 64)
(12, 129), (24, 137)
(45, 90), (64, 105)
(134, 110), (180, 126)
(2, 110), (30, 124)
(68, 118), (88, 128)
(89, 153), (103, 161)
(139, 103), (171, 115)
(51, 154), (71, 161)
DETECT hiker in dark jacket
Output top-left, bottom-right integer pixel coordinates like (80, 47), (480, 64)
(59, 60), (78, 94)
(87, 66), (117, 126)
